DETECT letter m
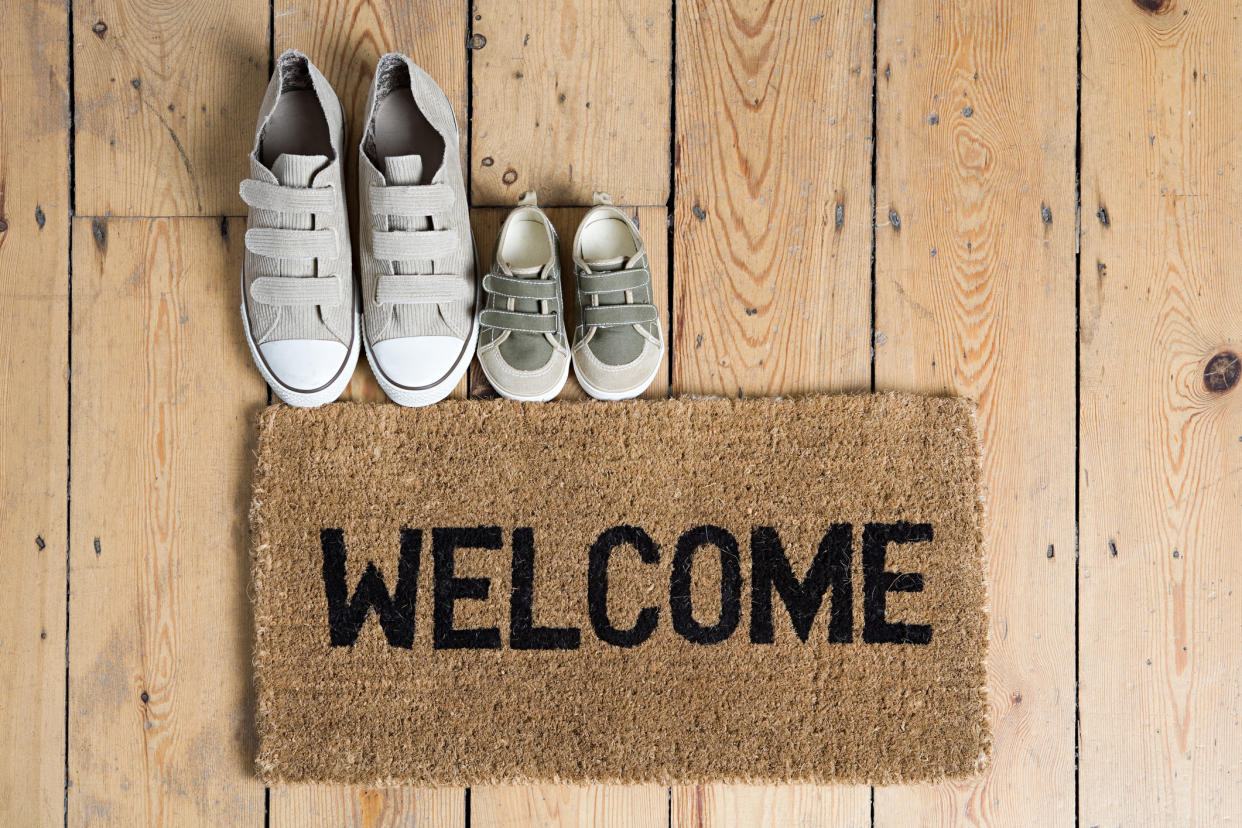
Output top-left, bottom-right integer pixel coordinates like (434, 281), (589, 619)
(749, 524), (854, 644)
(320, 528), (421, 648)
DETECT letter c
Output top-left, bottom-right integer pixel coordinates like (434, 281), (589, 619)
(588, 525), (660, 647)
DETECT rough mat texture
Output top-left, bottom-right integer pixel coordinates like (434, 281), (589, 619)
(250, 394), (989, 785)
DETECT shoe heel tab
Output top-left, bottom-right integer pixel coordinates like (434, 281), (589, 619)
(518, 190), (539, 207)
(592, 191), (613, 205)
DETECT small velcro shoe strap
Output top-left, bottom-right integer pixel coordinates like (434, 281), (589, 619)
(369, 183), (454, 215)
(245, 228), (337, 260)
(577, 267), (649, 295)
(483, 272), (559, 300)
(372, 229), (457, 260)
(239, 179), (336, 213)
(376, 273), (471, 305)
(249, 274), (341, 306)
(581, 303), (658, 328)
(480, 309), (559, 334)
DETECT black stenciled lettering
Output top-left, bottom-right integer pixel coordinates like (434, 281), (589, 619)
(670, 525), (742, 645)
(749, 524), (854, 644)
(432, 526), (503, 650)
(862, 521), (933, 645)
(587, 525), (660, 647)
(320, 528), (421, 648)
(510, 527), (580, 650)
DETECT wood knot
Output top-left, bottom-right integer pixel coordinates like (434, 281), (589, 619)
(466, 33), (487, 50)
(480, 157), (494, 167)
(92, 20), (107, 37)
(501, 168), (518, 186)
(1132, 0), (1173, 13)
(1203, 351), (1240, 393)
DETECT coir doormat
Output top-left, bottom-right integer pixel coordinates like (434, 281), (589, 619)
(251, 394), (988, 785)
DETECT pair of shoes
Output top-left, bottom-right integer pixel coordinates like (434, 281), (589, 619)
(240, 50), (476, 408)
(478, 192), (665, 401)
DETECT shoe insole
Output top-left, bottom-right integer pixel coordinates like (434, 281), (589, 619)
(373, 89), (443, 184)
(579, 216), (638, 264)
(500, 218), (553, 271)
(261, 89), (332, 167)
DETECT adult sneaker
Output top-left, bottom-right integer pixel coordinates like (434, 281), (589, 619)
(570, 194), (664, 400)
(357, 53), (478, 406)
(476, 192), (570, 401)
(240, 50), (358, 407)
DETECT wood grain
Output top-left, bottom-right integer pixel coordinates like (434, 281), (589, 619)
(872, 3), (1078, 825)
(0, 2), (70, 824)
(270, 786), (464, 827)
(671, 785), (870, 828)
(468, 205), (670, 401)
(1079, 0), (1242, 822)
(67, 218), (267, 826)
(467, 204), (669, 820)
(73, 0), (267, 216)
(276, 0), (470, 405)
(474, 785), (667, 828)
(670, 0), (872, 823)
(671, 0), (872, 398)
(471, 0), (671, 207)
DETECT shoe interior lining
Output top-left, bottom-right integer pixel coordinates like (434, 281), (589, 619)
(499, 218), (554, 271)
(579, 215), (638, 263)
(373, 90), (444, 184)
(260, 89), (332, 166)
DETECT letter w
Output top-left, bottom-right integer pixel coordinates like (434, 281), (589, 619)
(321, 528), (421, 648)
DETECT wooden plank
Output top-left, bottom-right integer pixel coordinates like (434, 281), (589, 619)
(468, 205), (671, 401)
(468, 203), (669, 819)
(671, 785), (870, 828)
(474, 785), (667, 828)
(268, 2), (468, 820)
(275, 0), (468, 404)
(67, 217), (267, 826)
(871, 3), (1078, 825)
(0, 2), (70, 824)
(470, 0), (671, 207)
(73, 0), (268, 216)
(270, 786), (464, 828)
(1079, 0), (1242, 823)
(671, 0), (872, 399)
(670, 0), (872, 824)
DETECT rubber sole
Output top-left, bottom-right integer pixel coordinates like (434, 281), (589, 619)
(241, 299), (361, 408)
(364, 312), (479, 407)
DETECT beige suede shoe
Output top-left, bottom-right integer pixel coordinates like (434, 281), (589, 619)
(476, 192), (571, 402)
(357, 53), (478, 407)
(570, 194), (664, 400)
(240, 50), (359, 408)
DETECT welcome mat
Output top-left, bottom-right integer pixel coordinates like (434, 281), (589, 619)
(250, 394), (988, 785)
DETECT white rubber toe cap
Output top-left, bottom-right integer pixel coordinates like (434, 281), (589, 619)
(258, 339), (349, 392)
(371, 336), (464, 388)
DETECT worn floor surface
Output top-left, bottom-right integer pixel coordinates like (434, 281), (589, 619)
(1, 0), (1239, 826)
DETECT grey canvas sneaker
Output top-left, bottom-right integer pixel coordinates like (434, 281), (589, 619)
(240, 50), (358, 408)
(570, 194), (664, 400)
(476, 192), (570, 401)
(357, 53), (478, 407)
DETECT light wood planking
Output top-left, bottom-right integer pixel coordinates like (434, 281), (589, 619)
(275, 0), (468, 404)
(671, 785), (869, 828)
(672, 0), (873, 399)
(74, 0), (267, 216)
(468, 205), (671, 401)
(0, 2), (70, 825)
(1079, 0), (1242, 823)
(67, 218), (267, 826)
(670, 0), (873, 824)
(474, 785), (668, 828)
(471, 0), (671, 207)
(467, 204), (669, 820)
(270, 786), (464, 828)
(872, 3), (1078, 825)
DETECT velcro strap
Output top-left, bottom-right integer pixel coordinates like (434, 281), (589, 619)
(372, 229), (457, 261)
(245, 228), (337, 260)
(480, 309), (558, 334)
(369, 183), (454, 215)
(239, 179), (336, 213)
(376, 273), (471, 305)
(483, 273), (558, 300)
(576, 267), (649, 295)
(249, 275), (340, 306)
(581, 303), (658, 328)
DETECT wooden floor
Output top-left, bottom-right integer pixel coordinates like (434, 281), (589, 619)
(1, 0), (1239, 825)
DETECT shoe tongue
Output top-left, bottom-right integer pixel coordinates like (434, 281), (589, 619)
(508, 264), (545, 278)
(271, 153), (329, 187)
(583, 254), (628, 272)
(383, 154), (424, 186)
